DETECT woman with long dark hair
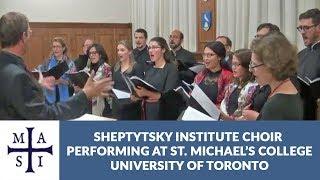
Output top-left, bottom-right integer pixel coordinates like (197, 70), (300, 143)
(194, 41), (233, 106)
(220, 49), (257, 120)
(83, 43), (112, 116)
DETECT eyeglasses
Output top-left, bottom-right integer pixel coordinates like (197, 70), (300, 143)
(52, 45), (62, 49)
(296, 24), (319, 33)
(231, 63), (241, 68)
(202, 53), (217, 58)
(89, 51), (98, 56)
(249, 61), (264, 70)
(149, 46), (161, 50)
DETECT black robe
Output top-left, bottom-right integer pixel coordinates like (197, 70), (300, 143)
(112, 63), (144, 120)
(133, 46), (151, 71)
(170, 47), (196, 84)
(144, 63), (179, 120)
(298, 42), (320, 120)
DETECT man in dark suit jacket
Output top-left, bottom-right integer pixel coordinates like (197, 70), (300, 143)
(74, 39), (93, 71)
(133, 28), (151, 71)
(169, 29), (196, 83)
(0, 12), (113, 120)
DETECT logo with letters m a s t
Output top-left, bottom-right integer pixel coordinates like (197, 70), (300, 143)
(7, 127), (53, 173)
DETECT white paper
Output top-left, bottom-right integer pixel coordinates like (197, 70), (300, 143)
(72, 113), (116, 121)
(181, 106), (215, 121)
(191, 84), (220, 120)
(174, 86), (190, 98)
(189, 64), (205, 73)
(181, 80), (193, 92)
(112, 88), (131, 99)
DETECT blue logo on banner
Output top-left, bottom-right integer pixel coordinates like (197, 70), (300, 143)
(202, 11), (212, 31)
(7, 127), (53, 173)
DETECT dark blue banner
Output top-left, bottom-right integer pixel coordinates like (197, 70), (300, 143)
(60, 121), (320, 180)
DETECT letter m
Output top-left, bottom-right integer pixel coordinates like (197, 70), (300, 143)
(13, 133), (24, 143)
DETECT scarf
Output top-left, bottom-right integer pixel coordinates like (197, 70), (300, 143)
(44, 55), (70, 103)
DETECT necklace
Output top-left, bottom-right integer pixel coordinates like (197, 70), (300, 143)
(268, 78), (290, 98)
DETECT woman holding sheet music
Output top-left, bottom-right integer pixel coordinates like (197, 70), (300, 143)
(248, 32), (303, 120)
(82, 43), (112, 116)
(194, 41), (233, 106)
(39, 37), (76, 104)
(112, 40), (144, 120)
(220, 49), (257, 120)
(134, 37), (179, 120)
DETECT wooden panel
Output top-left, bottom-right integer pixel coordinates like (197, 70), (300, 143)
(27, 36), (44, 68)
(197, 0), (216, 54)
(26, 22), (132, 69)
(115, 28), (131, 43)
(74, 33), (95, 55)
(95, 31), (115, 64)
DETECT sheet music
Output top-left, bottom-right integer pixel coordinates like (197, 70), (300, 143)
(174, 86), (190, 98)
(181, 106), (215, 121)
(181, 80), (193, 92)
(72, 114), (116, 121)
(189, 64), (205, 73)
(306, 76), (320, 83)
(191, 84), (220, 120)
(112, 88), (131, 99)
(130, 76), (158, 92)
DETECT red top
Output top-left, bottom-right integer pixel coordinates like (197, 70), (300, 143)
(194, 68), (233, 106)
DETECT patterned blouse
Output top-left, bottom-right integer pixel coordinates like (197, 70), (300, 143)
(220, 81), (258, 119)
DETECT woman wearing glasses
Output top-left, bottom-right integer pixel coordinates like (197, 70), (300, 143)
(248, 32), (303, 120)
(82, 43), (112, 116)
(220, 49), (257, 120)
(133, 37), (179, 120)
(39, 37), (76, 104)
(194, 41), (233, 106)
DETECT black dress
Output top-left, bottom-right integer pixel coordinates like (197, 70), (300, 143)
(250, 85), (271, 112)
(144, 63), (179, 120)
(257, 94), (303, 120)
(112, 63), (144, 120)
(298, 42), (320, 120)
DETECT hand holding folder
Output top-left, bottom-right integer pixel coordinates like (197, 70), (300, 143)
(32, 61), (69, 80)
(297, 75), (320, 99)
(67, 70), (90, 88)
(179, 84), (220, 120)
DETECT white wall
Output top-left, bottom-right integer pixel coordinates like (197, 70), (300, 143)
(217, 0), (320, 51)
(0, 0), (131, 23)
(131, 0), (197, 51)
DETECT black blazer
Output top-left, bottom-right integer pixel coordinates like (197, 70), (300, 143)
(0, 51), (89, 120)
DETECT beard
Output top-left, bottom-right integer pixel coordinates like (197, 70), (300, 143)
(170, 43), (180, 50)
